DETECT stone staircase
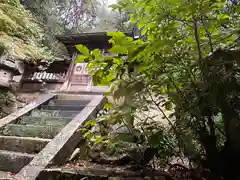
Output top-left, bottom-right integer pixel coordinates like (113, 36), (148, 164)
(0, 95), (91, 178)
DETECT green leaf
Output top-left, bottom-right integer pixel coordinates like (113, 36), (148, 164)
(129, 13), (137, 22)
(109, 45), (128, 54)
(83, 132), (90, 137)
(113, 58), (124, 65)
(94, 136), (103, 145)
(107, 32), (125, 37)
(84, 120), (96, 127)
(164, 101), (173, 110)
(75, 45), (89, 56)
(92, 49), (101, 60)
(106, 72), (116, 83)
(136, 64), (150, 72)
(104, 103), (113, 109)
(104, 92), (111, 96)
(217, 14), (229, 20)
(92, 74), (101, 85)
(148, 22), (156, 29)
(148, 33), (155, 41)
(75, 55), (88, 63)
(104, 56), (115, 61)
(141, 28), (148, 36)
(108, 38), (116, 45)
(79, 127), (88, 131)
(138, 20), (145, 29)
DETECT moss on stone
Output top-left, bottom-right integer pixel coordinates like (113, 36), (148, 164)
(0, 0), (52, 62)
(0, 88), (16, 118)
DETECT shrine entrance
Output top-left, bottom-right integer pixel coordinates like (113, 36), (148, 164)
(68, 63), (92, 91)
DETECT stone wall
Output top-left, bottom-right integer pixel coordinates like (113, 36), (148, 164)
(0, 91), (41, 119)
(0, 89), (17, 118)
(16, 92), (41, 108)
(0, 69), (13, 88)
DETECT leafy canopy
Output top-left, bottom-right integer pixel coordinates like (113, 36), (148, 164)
(76, 0), (240, 173)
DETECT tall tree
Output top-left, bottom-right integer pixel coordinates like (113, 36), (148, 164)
(92, 1), (117, 32)
(21, 0), (102, 54)
(21, 0), (101, 33)
(76, 0), (240, 179)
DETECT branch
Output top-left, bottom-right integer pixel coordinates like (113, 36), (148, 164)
(193, 18), (203, 61)
(215, 122), (226, 137)
(145, 87), (186, 162)
(145, 87), (176, 132)
(168, 15), (193, 27)
(172, 46), (197, 84)
(201, 17), (214, 53)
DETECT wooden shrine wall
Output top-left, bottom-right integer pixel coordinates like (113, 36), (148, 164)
(67, 62), (93, 91)
(70, 63), (92, 86)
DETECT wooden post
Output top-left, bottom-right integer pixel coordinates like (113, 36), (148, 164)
(60, 53), (77, 91)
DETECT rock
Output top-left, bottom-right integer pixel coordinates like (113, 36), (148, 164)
(40, 165), (171, 180)
(88, 151), (133, 166)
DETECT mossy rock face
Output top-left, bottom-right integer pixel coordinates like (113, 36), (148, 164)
(0, 0), (53, 62)
(0, 0), (54, 118)
(0, 88), (16, 118)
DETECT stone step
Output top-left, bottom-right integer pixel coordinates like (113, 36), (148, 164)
(0, 150), (34, 173)
(57, 94), (94, 101)
(39, 166), (170, 180)
(18, 116), (71, 126)
(1, 124), (63, 139)
(0, 135), (50, 154)
(31, 110), (79, 118)
(40, 105), (84, 111)
(0, 170), (14, 179)
(49, 100), (90, 106)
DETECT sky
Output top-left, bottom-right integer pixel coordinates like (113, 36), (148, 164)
(107, 0), (116, 5)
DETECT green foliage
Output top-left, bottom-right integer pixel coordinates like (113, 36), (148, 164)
(22, 0), (105, 34)
(76, 45), (90, 56)
(76, 0), (240, 177)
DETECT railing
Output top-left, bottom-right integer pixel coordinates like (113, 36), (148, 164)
(24, 72), (66, 82)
